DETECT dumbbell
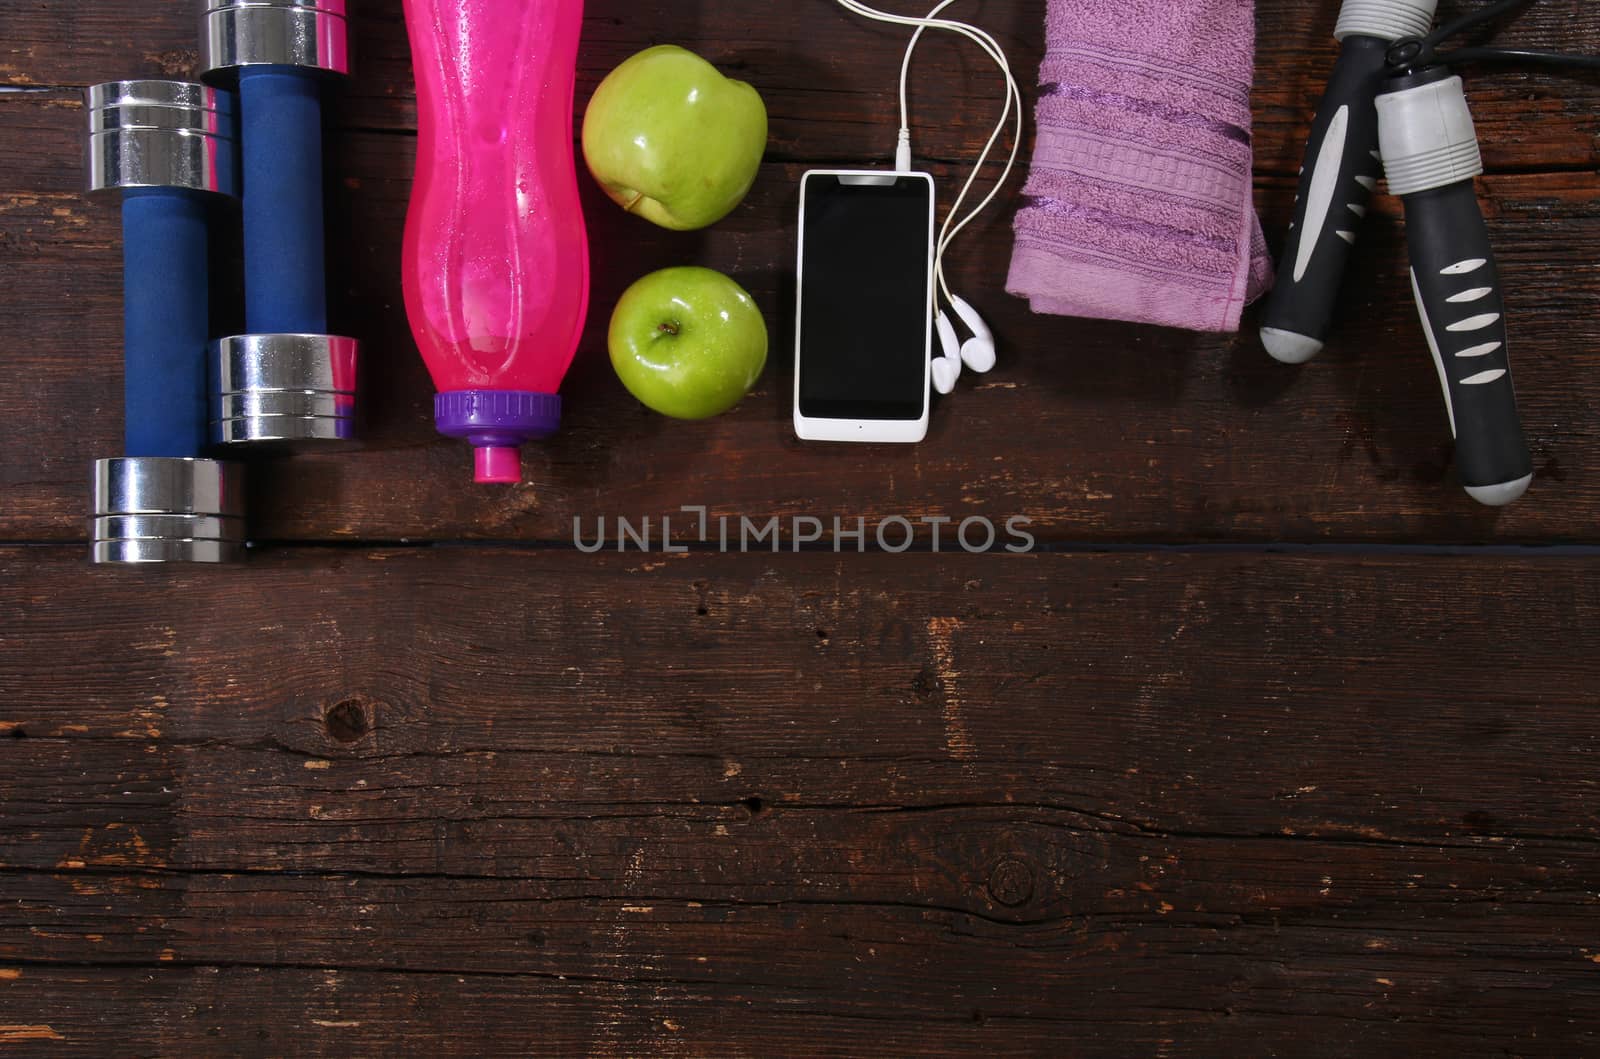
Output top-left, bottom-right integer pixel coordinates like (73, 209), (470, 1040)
(86, 80), (245, 565)
(200, 0), (360, 444)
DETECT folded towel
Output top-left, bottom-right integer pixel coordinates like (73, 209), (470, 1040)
(1006, 0), (1273, 333)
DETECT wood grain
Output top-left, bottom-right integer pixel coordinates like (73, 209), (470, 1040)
(1, 546), (1598, 1055)
(11, 963), (1586, 1058)
(2, 547), (1598, 847)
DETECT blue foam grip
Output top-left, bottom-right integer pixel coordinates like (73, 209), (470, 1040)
(122, 190), (210, 458)
(239, 68), (328, 335)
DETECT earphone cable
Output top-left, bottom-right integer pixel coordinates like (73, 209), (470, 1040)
(830, 0), (1024, 305)
(902, 2), (1025, 303)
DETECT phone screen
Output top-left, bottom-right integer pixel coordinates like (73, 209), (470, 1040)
(798, 174), (932, 421)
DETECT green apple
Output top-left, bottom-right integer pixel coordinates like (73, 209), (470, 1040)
(582, 45), (768, 231)
(610, 267), (768, 420)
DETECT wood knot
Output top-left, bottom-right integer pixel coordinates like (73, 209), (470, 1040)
(987, 857), (1035, 908)
(324, 698), (374, 743)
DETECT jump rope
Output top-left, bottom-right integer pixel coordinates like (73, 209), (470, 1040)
(1262, 0), (1597, 506)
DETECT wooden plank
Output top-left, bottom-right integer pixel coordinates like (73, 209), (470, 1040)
(2, 546), (1599, 1053)
(10, 839), (1600, 964)
(3, 0), (1598, 172)
(0, 545), (1595, 841)
(0, 547), (1596, 837)
(1, 871), (1597, 1056)
(10, 965), (1577, 1058)
(3, 547), (1598, 848)
(3, 91), (1599, 543)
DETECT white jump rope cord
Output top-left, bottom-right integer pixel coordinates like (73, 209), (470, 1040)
(831, 0), (1024, 306)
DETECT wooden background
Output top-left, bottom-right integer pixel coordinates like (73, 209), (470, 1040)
(3, 0), (1600, 1054)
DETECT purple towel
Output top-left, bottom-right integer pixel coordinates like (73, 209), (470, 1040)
(1006, 0), (1273, 332)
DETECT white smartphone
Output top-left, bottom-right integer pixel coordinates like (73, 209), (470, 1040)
(794, 170), (935, 443)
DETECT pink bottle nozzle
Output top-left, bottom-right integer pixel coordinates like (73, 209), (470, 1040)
(434, 389), (561, 486)
(474, 445), (522, 485)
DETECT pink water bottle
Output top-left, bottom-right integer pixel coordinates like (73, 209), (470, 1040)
(401, 0), (591, 484)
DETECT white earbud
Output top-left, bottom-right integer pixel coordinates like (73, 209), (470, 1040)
(932, 310), (961, 394)
(949, 295), (997, 374)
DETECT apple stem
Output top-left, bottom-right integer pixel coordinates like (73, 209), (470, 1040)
(658, 322), (681, 337)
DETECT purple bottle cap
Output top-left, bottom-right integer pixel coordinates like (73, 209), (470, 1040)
(434, 390), (562, 485)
